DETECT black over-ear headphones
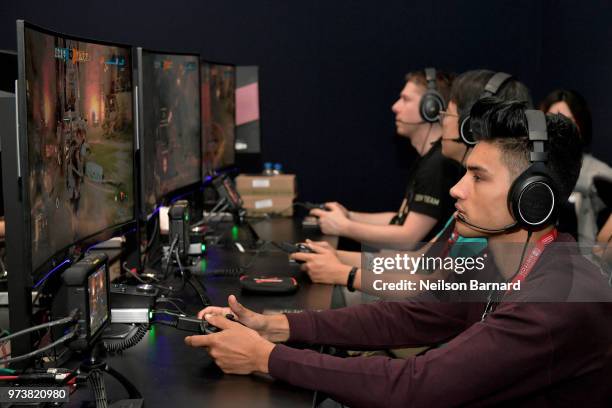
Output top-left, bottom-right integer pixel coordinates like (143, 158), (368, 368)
(419, 67), (445, 123)
(459, 72), (513, 145)
(507, 110), (559, 229)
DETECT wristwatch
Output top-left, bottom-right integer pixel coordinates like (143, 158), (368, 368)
(346, 267), (358, 292)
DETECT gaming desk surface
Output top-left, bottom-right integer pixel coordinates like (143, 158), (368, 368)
(73, 217), (337, 407)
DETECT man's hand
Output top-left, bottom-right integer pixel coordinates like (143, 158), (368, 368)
(185, 314), (275, 375)
(197, 294), (267, 332)
(291, 241), (352, 285)
(197, 295), (290, 342)
(304, 239), (337, 255)
(325, 202), (350, 217)
(310, 203), (351, 236)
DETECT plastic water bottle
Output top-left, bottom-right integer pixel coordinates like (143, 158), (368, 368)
(263, 162), (274, 176)
(273, 163), (283, 175)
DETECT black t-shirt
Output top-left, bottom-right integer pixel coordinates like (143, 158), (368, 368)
(390, 139), (464, 242)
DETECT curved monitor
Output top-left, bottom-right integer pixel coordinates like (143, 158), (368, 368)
(201, 61), (236, 175)
(138, 49), (201, 216)
(18, 21), (136, 277)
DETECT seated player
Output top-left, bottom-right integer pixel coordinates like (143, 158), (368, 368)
(540, 89), (612, 251)
(185, 99), (612, 407)
(312, 68), (462, 250)
(296, 70), (532, 291)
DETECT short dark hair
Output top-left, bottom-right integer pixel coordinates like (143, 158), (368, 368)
(405, 69), (455, 106)
(450, 70), (533, 117)
(470, 97), (582, 204)
(539, 89), (592, 148)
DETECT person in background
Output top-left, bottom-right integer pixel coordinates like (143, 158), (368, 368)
(540, 89), (612, 253)
(312, 68), (462, 250)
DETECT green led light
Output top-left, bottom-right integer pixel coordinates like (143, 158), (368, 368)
(201, 243), (206, 252)
(231, 225), (239, 240)
(149, 324), (156, 341)
(149, 311), (153, 320)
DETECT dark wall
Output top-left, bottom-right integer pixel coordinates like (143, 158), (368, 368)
(0, 0), (609, 213)
(538, 0), (612, 162)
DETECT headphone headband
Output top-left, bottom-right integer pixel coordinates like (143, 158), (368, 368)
(482, 72), (513, 97)
(525, 110), (549, 163)
(459, 71), (514, 146)
(424, 67), (437, 89)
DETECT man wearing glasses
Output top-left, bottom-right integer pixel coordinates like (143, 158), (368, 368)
(311, 68), (462, 251)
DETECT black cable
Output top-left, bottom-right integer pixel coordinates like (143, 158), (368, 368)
(186, 276), (211, 308)
(0, 310), (78, 345)
(142, 216), (159, 254)
(510, 231), (534, 283)
(103, 324), (148, 353)
(203, 267), (244, 277)
(152, 320), (176, 328)
(123, 262), (149, 284)
(0, 327), (78, 365)
(172, 248), (211, 307)
(164, 235), (179, 279)
(155, 297), (186, 315)
(88, 369), (108, 408)
(238, 240), (271, 270)
(171, 247), (188, 294)
(482, 231), (533, 320)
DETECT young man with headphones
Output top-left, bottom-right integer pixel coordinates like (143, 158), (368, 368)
(294, 70), (532, 292)
(186, 98), (612, 406)
(312, 68), (462, 249)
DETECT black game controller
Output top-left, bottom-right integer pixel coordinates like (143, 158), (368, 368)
(275, 242), (315, 254)
(274, 242), (315, 264)
(200, 320), (221, 334)
(201, 314), (244, 333)
(295, 202), (328, 211)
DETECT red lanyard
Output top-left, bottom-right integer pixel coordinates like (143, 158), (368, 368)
(481, 228), (558, 321)
(508, 228), (558, 289)
(438, 226), (460, 259)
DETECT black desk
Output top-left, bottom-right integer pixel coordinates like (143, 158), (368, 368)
(74, 217), (336, 407)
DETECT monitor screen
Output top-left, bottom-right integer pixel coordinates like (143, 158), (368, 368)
(23, 24), (135, 272)
(140, 51), (201, 215)
(201, 62), (236, 174)
(88, 263), (109, 337)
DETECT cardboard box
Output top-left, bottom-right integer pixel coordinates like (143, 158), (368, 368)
(241, 194), (294, 217)
(236, 174), (296, 195)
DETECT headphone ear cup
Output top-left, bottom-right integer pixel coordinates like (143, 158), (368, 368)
(508, 165), (558, 229)
(459, 115), (476, 145)
(419, 90), (444, 123)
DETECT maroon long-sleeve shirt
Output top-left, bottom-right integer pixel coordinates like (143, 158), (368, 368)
(268, 235), (612, 407)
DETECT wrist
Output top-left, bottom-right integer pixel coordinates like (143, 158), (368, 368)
(338, 264), (353, 285)
(340, 218), (353, 236)
(263, 314), (290, 343)
(256, 341), (275, 373)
